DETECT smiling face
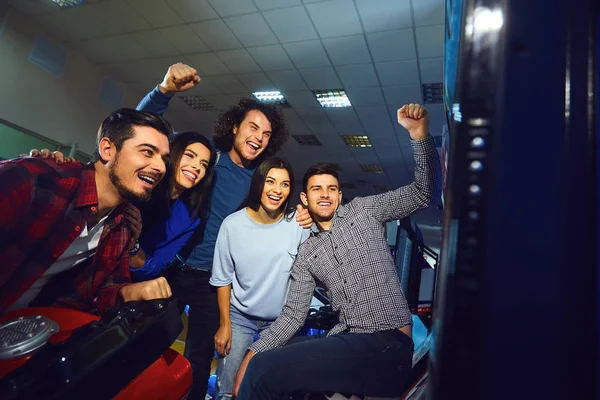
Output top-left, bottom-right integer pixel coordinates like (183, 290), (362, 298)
(231, 109), (272, 166)
(107, 125), (170, 202)
(301, 173), (342, 227)
(172, 142), (211, 198)
(259, 167), (291, 216)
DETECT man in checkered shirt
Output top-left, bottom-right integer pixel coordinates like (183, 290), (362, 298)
(233, 103), (442, 400)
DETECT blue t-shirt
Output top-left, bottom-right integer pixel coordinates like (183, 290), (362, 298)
(137, 87), (255, 271)
(131, 198), (200, 281)
(210, 209), (310, 320)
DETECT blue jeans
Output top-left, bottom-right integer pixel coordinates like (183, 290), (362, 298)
(237, 329), (414, 400)
(216, 306), (273, 399)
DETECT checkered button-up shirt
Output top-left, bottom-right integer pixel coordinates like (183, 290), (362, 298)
(250, 135), (441, 353)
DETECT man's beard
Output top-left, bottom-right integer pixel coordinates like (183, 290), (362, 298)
(108, 155), (152, 203)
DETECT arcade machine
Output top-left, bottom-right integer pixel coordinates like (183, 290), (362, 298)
(0, 299), (192, 399)
(430, 0), (598, 399)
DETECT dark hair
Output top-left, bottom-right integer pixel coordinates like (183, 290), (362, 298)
(302, 164), (340, 193)
(138, 132), (216, 232)
(240, 157), (296, 221)
(92, 108), (173, 162)
(212, 98), (288, 165)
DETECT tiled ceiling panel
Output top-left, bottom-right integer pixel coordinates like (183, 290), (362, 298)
(158, 25), (210, 54)
(12, 0), (445, 233)
(186, 53), (231, 76)
(215, 49), (261, 74)
(247, 45), (295, 71)
(189, 19), (242, 51)
(126, 0), (184, 28)
(263, 6), (319, 43)
(419, 57), (444, 83)
(237, 72), (276, 92)
(165, 0), (219, 22)
(224, 13), (279, 48)
(305, 0), (363, 38)
(298, 67), (342, 90)
(267, 70), (309, 91)
(254, 0), (302, 11)
(375, 60), (420, 86)
(322, 35), (372, 66)
(207, 0), (257, 17)
(354, 0), (413, 32)
(366, 29), (417, 63)
(283, 40), (331, 69)
(335, 64), (380, 88)
(415, 24), (445, 58)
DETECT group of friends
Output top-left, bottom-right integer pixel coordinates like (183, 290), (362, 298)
(0, 62), (441, 400)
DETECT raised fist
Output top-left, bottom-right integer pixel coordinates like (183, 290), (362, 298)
(158, 62), (201, 95)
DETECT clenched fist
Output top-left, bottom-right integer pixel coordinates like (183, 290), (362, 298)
(119, 277), (172, 302)
(158, 62), (201, 95)
(397, 103), (429, 141)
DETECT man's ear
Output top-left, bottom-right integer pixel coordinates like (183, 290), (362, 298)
(338, 191), (343, 205)
(98, 137), (115, 163)
(232, 124), (238, 135)
(300, 192), (308, 207)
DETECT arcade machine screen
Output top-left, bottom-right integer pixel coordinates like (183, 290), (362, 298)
(430, 1), (597, 399)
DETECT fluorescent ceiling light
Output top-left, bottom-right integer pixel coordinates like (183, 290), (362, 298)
(292, 135), (322, 146)
(342, 135), (372, 147)
(253, 91), (284, 102)
(179, 95), (216, 111)
(314, 89), (351, 108)
(52, 0), (85, 7)
(361, 164), (385, 173)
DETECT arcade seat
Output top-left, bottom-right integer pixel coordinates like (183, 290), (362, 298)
(0, 298), (192, 400)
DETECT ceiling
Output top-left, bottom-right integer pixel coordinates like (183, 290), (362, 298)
(9, 0), (445, 249)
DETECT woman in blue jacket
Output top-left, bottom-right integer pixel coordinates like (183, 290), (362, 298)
(130, 131), (216, 281)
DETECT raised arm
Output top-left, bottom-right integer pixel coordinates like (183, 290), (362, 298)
(359, 104), (442, 223)
(136, 62), (201, 116)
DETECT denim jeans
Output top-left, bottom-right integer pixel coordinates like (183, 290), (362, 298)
(237, 329), (414, 400)
(168, 265), (220, 400)
(215, 306), (273, 400)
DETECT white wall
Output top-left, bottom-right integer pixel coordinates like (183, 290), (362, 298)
(0, 6), (189, 156)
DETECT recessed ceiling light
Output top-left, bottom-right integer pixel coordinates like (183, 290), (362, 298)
(51, 0), (84, 7)
(422, 83), (443, 104)
(179, 95), (216, 111)
(292, 135), (322, 146)
(342, 135), (372, 147)
(361, 164), (385, 173)
(253, 91), (291, 107)
(313, 89), (351, 108)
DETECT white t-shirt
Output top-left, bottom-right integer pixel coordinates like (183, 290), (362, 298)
(7, 215), (110, 312)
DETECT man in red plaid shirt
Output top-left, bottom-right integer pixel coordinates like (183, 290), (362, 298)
(0, 108), (174, 315)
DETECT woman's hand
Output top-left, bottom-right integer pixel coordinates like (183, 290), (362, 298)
(214, 324), (232, 357)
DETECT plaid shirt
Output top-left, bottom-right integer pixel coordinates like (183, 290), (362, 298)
(250, 136), (441, 353)
(0, 158), (132, 315)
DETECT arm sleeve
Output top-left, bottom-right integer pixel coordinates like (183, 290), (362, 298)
(209, 221), (235, 287)
(136, 86), (173, 116)
(358, 135), (442, 223)
(0, 162), (33, 240)
(249, 260), (315, 353)
(94, 232), (132, 314)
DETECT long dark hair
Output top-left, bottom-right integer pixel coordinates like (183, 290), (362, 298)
(212, 98), (289, 165)
(139, 132), (216, 232)
(240, 157), (296, 221)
